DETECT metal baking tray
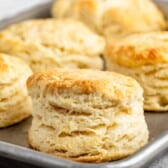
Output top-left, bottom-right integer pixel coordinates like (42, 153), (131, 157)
(0, 1), (168, 168)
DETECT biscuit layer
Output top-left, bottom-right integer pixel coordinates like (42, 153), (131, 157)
(105, 32), (168, 111)
(0, 54), (32, 127)
(52, 0), (166, 37)
(28, 69), (148, 162)
(0, 19), (105, 72)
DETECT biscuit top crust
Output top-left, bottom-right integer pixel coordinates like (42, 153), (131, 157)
(0, 53), (32, 83)
(52, 0), (166, 34)
(0, 56), (8, 74)
(102, 0), (166, 32)
(105, 32), (168, 68)
(27, 68), (142, 100)
(0, 19), (105, 57)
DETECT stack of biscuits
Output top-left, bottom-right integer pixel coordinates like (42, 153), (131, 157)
(0, 0), (167, 163)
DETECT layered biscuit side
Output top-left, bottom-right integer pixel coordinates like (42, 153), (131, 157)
(105, 32), (168, 111)
(0, 54), (32, 127)
(27, 69), (148, 162)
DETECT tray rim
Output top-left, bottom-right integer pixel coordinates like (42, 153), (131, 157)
(0, 0), (168, 168)
(0, 131), (168, 168)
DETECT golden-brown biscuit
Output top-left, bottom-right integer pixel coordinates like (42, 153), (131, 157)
(0, 53), (32, 128)
(27, 68), (148, 162)
(0, 19), (105, 72)
(51, 0), (166, 37)
(105, 32), (168, 112)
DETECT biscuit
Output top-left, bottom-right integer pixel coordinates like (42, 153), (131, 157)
(0, 54), (32, 128)
(27, 68), (148, 162)
(105, 32), (168, 112)
(51, 0), (166, 37)
(0, 19), (105, 72)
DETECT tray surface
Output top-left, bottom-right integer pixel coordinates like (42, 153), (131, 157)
(0, 0), (168, 168)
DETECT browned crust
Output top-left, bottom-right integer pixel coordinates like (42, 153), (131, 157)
(105, 32), (168, 68)
(0, 56), (8, 73)
(0, 53), (31, 76)
(27, 68), (141, 100)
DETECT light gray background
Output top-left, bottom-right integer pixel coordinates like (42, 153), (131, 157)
(0, 0), (167, 168)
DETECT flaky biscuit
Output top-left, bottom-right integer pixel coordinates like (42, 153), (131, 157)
(0, 19), (105, 72)
(51, 0), (166, 37)
(0, 54), (32, 128)
(27, 68), (148, 162)
(105, 32), (168, 111)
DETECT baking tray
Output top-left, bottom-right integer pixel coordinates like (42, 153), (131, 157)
(0, 1), (168, 168)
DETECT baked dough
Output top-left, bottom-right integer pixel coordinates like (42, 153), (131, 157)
(51, 0), (166, 37)
(105, 32), (168, 111)
(0, 53), (32, 128)
(27, 68), (148, 162)
(0, 19), (105, 72)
